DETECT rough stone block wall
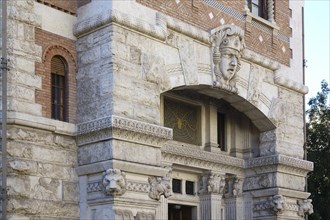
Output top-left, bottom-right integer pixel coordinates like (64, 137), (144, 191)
(76, 26), (114, 123)
(36, 0), (77, 15)
(6, 126), (79, 219)
(35, 28), (77, 123)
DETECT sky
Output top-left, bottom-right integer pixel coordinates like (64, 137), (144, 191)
(304, 0), (330, 105)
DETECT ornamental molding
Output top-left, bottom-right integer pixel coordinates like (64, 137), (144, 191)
(162, 143), (244, 170)
(87, 180), (150, 194)
(245, 155), (313, 172)
(77, 115), (172, 143)
(274, 74), (309, 94)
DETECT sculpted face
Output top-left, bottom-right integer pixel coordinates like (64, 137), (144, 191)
(219, 48), (239, 81)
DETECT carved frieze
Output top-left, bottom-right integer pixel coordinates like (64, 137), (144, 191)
(148, 169), (172, 200)
(211, 24), (245, 93)
(102, 169), (127, 196)
(244, 173), (276, 191)
(199, 173), (226, 195)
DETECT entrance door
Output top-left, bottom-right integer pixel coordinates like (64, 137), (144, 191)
(168, 204), (193, 220)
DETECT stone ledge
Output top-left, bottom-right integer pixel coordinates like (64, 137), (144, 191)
(4, 112), (76, 135)
(76, 159), (169, 176)
(77, 115), (172, 140)
(245, 154), (313, 172)
(274, 75), (309, 94)
(162, 142), (244, 169)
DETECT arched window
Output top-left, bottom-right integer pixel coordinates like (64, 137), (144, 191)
(51, 56), (67, 121)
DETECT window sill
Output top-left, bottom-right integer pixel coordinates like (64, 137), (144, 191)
(243, 9), (279, 34)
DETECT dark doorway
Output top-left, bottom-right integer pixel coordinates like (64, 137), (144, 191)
(168, 204), (193, 220)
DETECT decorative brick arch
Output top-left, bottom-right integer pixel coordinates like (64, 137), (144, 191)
(36, 42), (77, 123)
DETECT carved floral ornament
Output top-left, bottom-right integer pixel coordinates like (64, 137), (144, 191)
(102, 169), (127, 196)
(211, 25), (246, 93)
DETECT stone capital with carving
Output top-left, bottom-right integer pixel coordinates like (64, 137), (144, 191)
(199, 173), (225, 195)
(211, 24), (245, 93)
(148, 169), (172, 200)
(102, 169), (127, 196)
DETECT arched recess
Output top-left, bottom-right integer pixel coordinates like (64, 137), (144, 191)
(36, 45), (77, 123)
(161, 84), (276, 158)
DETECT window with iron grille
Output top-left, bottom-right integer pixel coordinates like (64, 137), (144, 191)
(246, 0), (268, 20)
(172, 179), (182, 193)
(185, 181), (194, 195)
(51, 56), (67, 121)
(164, 98), (201, 145)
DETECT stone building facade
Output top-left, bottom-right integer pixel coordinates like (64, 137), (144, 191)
(0, 0), (313, 219)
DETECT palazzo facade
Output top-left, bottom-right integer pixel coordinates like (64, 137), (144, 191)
(0, 0), (313, 219)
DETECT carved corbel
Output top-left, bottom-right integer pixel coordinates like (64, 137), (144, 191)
(102, 169), (127, 196)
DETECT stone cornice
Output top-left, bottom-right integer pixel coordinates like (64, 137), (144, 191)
(162, 142), (244, 170)
(245, 155), (313, 172)
(77, 115), (173, 140)
(274, 75), (309, 94)
(74, 9), (209, 44)
(242, 49), (280, 71)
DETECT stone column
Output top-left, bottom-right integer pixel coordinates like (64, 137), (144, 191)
(156, 195), (168, 220)
(199, 172), (225, 220)
(200, 194), (223, 220)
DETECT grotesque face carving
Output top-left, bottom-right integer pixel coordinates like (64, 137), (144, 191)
(102, 169), (127, 196)
(219, 48), (239, 81)
(212, 25), (245, 92)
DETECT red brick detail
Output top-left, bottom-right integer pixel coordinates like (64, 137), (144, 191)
(136, 0), (292, 66)
(77, 0), (91, 8)
(36, 0), (77, 15)
(35, 28), (77, 123)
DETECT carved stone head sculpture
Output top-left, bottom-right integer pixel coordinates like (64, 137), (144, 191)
(102, 169), (127, 196)
(148, 169), (173, 200)
(211, 25), (245, 92)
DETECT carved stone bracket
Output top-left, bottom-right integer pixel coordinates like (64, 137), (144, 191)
(148, 169), (172, 200)
(102, 169), (127, 196)
(298, 199), (313, 217)
(254, 194), (287, 215)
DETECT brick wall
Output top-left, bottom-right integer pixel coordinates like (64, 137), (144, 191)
(77, 0), (91, 8)
(136, 0), (291, 66)
(36, 0), (77, 15)
(35, 28), (77, 123)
